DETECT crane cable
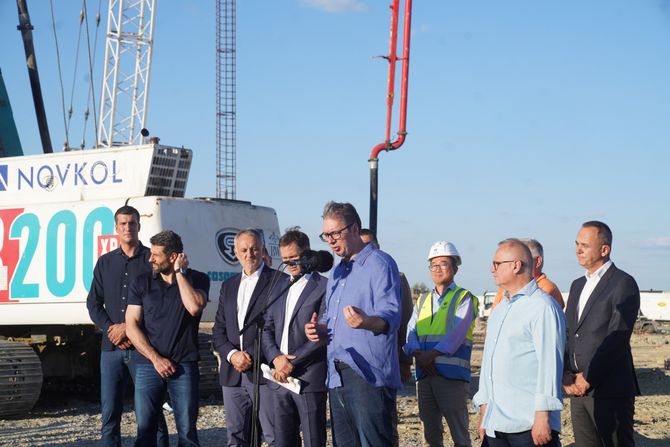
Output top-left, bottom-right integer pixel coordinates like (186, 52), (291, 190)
(80, 0), (102, 148)
(48, 0), (69, 150)
(64, 8), (86, 149)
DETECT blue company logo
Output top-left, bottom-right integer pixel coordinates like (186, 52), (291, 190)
(2, 160), (123, 192)
(0, 165), (7, 191)
(216, 228), (239, 265)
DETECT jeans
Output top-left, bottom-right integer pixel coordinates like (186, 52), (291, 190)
(100, 349), (169, 447)
(135, 361), (200, 447)
(486, 430), (560, 447)
(329, 366), (396, 447)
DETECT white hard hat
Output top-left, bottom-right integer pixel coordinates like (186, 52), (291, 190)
(427, 241), (461, 266)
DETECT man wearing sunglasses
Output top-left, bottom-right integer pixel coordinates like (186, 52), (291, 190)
(305, 201), (402, 446)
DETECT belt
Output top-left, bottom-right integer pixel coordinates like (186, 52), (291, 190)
(334, 360), (350, 371)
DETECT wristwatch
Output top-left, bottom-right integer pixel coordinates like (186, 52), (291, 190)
(176, 267), (187, 275)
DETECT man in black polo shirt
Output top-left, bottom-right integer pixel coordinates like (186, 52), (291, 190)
(126, 230), (210, 447)
(86, 205), (168, 447)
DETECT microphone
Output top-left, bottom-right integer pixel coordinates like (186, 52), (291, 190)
(284, 250), (334, 273)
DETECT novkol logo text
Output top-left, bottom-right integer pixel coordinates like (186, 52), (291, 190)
(0, 160), (123, 192)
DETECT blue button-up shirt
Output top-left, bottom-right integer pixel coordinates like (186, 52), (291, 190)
(323, 243), (402, 389)
(473, 279), (566, 436)
(86, 244), (151, 351)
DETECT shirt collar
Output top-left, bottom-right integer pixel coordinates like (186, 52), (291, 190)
(433, 282), (456, 298)
(505, 278), (539, 303)
(341, 243), (375, 268)
(585, 259), (612, 281)
(242, 263), (264, 280)
(117, 242), (146, 260)
(291, 272), (311, 283)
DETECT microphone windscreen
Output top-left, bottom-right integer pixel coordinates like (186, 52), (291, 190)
(314, 250), (334, 272)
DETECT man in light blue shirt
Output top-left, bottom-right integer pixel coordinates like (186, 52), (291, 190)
(473, 238), (566, 447)
(305, 201), (402, 446)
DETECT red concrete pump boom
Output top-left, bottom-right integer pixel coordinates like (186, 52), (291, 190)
(369, 0), (412, 235)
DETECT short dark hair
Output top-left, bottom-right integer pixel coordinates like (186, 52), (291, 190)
(582, 221), (613, 246)
(279, 227), (310, 251)
(114, 205), (140, 223)
(150, 230), (183, 255)
(322, 201), (362, 229)
(360, 228), (379, 248)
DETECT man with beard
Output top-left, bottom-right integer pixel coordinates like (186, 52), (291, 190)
(126, 230), (209, 446)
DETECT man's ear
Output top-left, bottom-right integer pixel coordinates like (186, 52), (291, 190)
(601, 244), (611, 258)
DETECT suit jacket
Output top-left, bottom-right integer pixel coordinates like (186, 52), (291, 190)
(262, 273), (327, 393)
(564, 263), (640, 398)
(212, 266), (288, 387)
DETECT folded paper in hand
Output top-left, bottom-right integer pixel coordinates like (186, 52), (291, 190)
(261, 363), (301, 394)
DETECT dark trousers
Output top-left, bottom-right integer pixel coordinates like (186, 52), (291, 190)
(486, 430), (559, 447)
(222, 373), (276, 447)
(329, 366), (397, 447)
(271, 386), (327, 447)
(570, 396), (635, 447)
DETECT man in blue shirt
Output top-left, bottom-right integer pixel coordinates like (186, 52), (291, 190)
(305, 201), (402, 446)
(126, 230), (210, 447)
(86, 206), (168, 447)
(473, 238), (565, 447)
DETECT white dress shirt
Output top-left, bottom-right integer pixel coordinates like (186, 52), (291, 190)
(577, 260), (612, 320)
(226, 264), (263, 363)
(280, 274), (311, 355)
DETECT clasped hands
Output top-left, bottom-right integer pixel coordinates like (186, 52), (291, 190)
(108, 323), (132, 349)
(412, 349), (440, 376)
(563, 371), (590, 396)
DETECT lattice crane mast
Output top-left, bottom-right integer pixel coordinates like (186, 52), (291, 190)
(98, 0), (155, 147)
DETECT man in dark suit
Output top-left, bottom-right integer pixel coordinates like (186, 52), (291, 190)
(563, 221), (640, 447)
(212, 228), (287, 446)
(262, 228), (327, 447)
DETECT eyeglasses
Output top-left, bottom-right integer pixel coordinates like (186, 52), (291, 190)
(319, 223), (353, 242)
(428, 262), (452, 272)
(491, 260), (517, 271)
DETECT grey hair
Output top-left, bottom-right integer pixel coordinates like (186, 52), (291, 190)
(520, 238), (543, 259)
(235, 228), (264, 247)
(322, 201), (362, 229)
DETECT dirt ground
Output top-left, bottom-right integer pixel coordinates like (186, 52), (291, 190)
(0, 325), (668, 446)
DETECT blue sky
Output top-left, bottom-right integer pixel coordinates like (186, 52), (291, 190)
(1, 0), (669, 293)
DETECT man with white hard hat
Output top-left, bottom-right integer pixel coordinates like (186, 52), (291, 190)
(404, 241), (477, 447)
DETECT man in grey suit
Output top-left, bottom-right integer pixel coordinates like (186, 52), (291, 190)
(563, 221), (640, 447)
(262, 228), (328, 447)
